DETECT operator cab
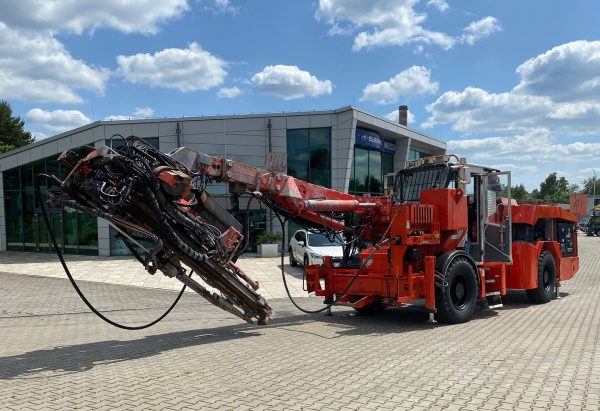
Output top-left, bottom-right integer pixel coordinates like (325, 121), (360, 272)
(392, 155), (512, 264)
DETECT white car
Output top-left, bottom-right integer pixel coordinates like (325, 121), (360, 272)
(288, 230), (344, 267)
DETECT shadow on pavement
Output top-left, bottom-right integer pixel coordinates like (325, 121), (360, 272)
(498, 289), (571, 311)
(0, 298), (507, 380)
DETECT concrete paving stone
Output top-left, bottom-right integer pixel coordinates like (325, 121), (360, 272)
(0, 234), (599, 410)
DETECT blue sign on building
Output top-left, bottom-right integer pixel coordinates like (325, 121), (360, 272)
(355, 128), (395, 154)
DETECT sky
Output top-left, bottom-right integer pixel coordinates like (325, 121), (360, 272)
(1, 0), (599, 190)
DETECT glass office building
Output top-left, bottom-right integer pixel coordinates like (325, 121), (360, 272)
(0, 106), (446, 255)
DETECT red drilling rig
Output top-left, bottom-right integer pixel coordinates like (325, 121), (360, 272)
(49, 138), (579, 325)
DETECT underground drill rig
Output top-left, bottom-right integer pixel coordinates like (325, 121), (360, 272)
(45, 136), (579, 325)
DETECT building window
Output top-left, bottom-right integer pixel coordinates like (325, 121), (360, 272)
(105, 137), (159, 150)
(408, 149), (430, 161)
(349, 149), (394, 195)
(286, 128), (331, 188)
(350, 128), (395, 196)
(2, 156), (98, 254)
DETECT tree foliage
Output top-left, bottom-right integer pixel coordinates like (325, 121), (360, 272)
(582, 176), (600, 195)
(0, 100), (35, 154)
(533, 172), (571, 203)
(511, 183), (529, 201)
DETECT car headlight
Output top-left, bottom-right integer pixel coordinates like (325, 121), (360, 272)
(309, 252), (322, 259)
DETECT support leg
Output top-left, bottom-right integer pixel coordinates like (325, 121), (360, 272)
(427, 312), (436, 324)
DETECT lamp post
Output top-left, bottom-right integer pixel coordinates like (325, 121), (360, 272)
(594, 169), (597, 209)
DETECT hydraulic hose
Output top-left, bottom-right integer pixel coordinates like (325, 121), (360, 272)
(35, 174), (189, 330)
(276, 213), (389, 314)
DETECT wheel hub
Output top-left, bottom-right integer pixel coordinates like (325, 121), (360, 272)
(450, 275), (469, 310)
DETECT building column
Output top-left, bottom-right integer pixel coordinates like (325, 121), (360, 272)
(97, 218), (110, 256)
(394, 137), (411, 171)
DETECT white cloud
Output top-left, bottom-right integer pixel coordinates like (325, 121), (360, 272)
(424, 40), (600, 135)
(460, 16), (501, 45)
(104, 115), (134, 121)
(0, 23), (108, 104)
(316, 0), (456, 51)
(0, 0), (189, 34)
(427, 0), (449, 12)
(383, 109), (415, 124)
(133, 107), (154, 117)
(217, 86), (242, 98)
(26, 108), (91, 133)
(361, 66), (438, 104)
(514, 40), (600, 102)
(104, 107), (155, 120)
(207, 0), (240, 15)
(117, 42), (227, 92)
(488, 164), (540, 173)
(251, 65), (333, 100)
(447, 129), (600, 163)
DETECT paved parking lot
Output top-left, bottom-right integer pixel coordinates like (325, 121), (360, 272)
(1, 235), (599, 410)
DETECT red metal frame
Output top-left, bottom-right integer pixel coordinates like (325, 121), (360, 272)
(200, 154), (580, 312)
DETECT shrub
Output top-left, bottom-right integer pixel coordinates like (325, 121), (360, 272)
(255, 231), (283, 245)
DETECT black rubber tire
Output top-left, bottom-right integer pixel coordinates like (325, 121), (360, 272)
(526, 251), (556, 304)
(435, 256), (478, 324)
(289, 248), (298, 267)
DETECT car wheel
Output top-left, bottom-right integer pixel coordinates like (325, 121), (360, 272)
(526, 251), (556, 304)
(289, 247), (298, 267)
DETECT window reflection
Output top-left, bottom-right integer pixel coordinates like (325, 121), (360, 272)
(2, 156), (98, 254)
(286, 128), (331, 188)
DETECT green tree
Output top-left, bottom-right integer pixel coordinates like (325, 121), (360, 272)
(534, 172), (570, 203)
(582, 176), (599, 195)
(499, 183), (529, 201)
(511, 184), (529, 201)
(0, 100), (35, 154)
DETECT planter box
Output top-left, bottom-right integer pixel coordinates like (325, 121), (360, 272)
(260, 243), (279, 258)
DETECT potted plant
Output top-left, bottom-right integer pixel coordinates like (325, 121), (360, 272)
(255, 231), (283, 258)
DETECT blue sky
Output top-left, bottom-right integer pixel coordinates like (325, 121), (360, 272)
(1, 0), (599, 190)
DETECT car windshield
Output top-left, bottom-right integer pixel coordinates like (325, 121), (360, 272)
(308, 233), (342, 247)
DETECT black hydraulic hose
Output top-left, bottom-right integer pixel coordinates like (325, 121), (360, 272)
(35, 174), (189, 330)
(275, 213), (389, 314)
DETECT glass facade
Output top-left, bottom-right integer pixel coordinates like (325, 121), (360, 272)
(2, 156), (98, 254)
(408, 148), (430, 161)
(287, 128), (331, 187)
(349, 148), (394, 195)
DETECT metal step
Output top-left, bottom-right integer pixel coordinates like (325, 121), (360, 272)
(485, 292), (503, 309)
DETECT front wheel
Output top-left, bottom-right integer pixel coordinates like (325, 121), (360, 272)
(289, 248), (298, 267)
(526, 251), (556, 304)
(435, 256), (478, 324)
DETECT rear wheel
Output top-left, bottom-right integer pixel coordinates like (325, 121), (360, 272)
(288, 247), (298, 267)
(526, 251), (556, 304)
(435, 256), (478, 324)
